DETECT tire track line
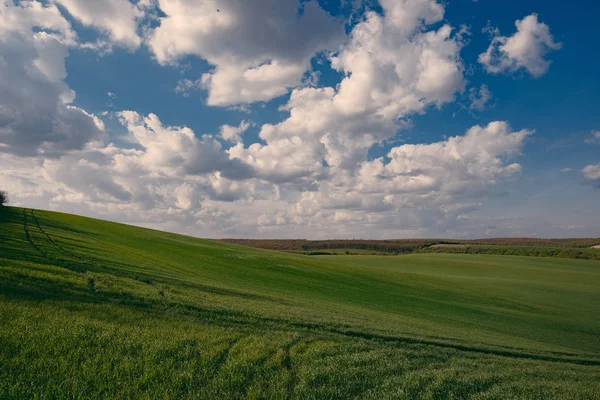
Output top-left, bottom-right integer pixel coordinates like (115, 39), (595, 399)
(22, 208), (48, 259)
(24, 209), (91, 280)
(31, 209), (70, 255)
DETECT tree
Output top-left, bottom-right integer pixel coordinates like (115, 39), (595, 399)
(0, 190), (7, 207)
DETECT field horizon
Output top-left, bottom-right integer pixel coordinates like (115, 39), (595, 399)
(1, 205), (600, 398)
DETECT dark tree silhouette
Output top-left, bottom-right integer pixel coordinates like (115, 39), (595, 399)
(0, 190), (7, 207)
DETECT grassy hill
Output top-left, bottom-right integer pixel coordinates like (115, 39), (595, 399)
(1, 206), (599, 398)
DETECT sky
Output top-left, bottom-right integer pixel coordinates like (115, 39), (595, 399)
(1, 0), (599, 239)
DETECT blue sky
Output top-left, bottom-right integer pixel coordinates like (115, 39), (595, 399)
(1, 0), (599, 238)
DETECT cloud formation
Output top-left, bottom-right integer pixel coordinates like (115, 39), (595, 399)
(219, 121), (251, 144)
(468, 84), (493, 111)
(583, 163), (600, 187)
(116, 112), (255, 180)
(51, 0), (145, 50)
(228, 0), (467, 186)
(2, 114), (531, 238)
(0, 0), (554, 238)
(479, 14), (562, 77)
(584, 131), (600, 144)
(0, 0), (104, 157)
(147, 0), (345, 106)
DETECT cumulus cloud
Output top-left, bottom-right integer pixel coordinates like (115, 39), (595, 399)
(0, 0), (546, 238)
(1, 112), (262, 230)
(355, 121), (531, 196)
(147, 0), (345, 105)
(272, 121), (532, 237)
(2, 114), (532, 238)
(0, 0), (104, 157)
(468, 84), (493, 111)
(584, 131), (600, 144)
(479, 14), (562, 77)
(229, 0), (466, 179)
(583, 163), (600, 187)
(219, 121), (251, 143)
(51, 0), (145, 49)
(45, 157), (133, 202)
(116, 111), (255, 180)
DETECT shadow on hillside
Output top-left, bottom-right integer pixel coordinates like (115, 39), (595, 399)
(0, 206), (19, 224)
(0, 207), (9, 223)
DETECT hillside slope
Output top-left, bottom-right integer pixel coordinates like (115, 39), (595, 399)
(1, 207), (599, 398)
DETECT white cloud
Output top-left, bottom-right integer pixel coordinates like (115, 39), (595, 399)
(174, 78), (203, 97)
(116, 111), (255, 180)
(479, 14), (562, 77)
(219, 121), (251, 143)
(379, 0), (444, 29)
(0, 0), (554, 239)
(51, 0), (144, 49)
(45, 157), (133, 202)
(0, 0), (104, 157)
(229, 0), (466, 178)
(228, 133), (327, 183)
(1, 114), (532, 238)
(147, 0), (345, 105)
(468, 84), (493, 111)
(355, 121), (531, 196)
(281, 122), (532, 238)
(257, 211), (289, 227)
(174, 183), (198, 210)
(583, 163), (600, 186)
(1, 112), (261, 226)
(584, 131), (600, 144)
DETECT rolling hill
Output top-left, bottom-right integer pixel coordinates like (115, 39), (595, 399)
(1, 206), (599, 398)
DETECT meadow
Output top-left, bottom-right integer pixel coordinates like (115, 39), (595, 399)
(221, 238), (600, 259)
(1, 206), (600, 399)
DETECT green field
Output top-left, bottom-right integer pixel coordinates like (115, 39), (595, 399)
(1, 206), (600, 399)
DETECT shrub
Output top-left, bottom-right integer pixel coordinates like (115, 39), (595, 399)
(0, 190), (7, 207)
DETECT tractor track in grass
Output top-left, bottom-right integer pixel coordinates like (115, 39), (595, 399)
(213, 337), (242, 376)
(31, 209), (87, 265)
(307, 325), (600, 367)
(25, 209), (96, 290)
(282, 336), (304, 399)
(233, 336), (306, 400)
(22, 209), (48, 259)
(23, 208), (72, 262)
(31, 209), (70, 255)
(28, 209), (173, 296)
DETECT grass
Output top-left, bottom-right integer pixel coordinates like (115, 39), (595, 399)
(1, 206), (600, 398)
